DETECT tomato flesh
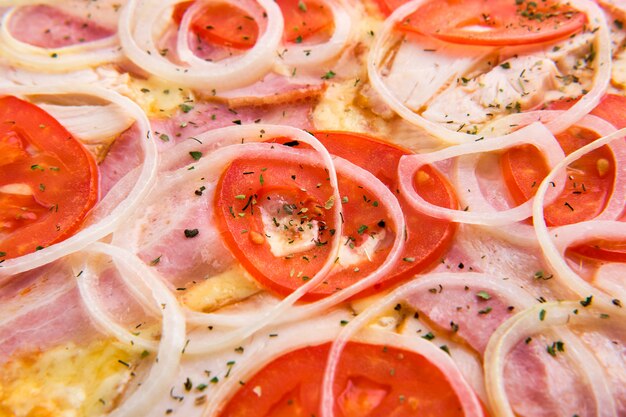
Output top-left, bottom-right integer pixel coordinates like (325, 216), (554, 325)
(218, 342), (465, 417)
(313, 131), (457, 295)
(173, 1), (259, 50)
(502, 126), (615, 226)
(277, 0), (334, 43)
(215, 151), (395, 299)
(0, 96), (98, 259)
(394, 0), (585, 46)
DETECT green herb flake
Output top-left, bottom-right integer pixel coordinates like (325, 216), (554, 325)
(189, 151), (203, 161)
(321, 70), (336, 80)
(477, 290), (491, 300)
(180, 103), (194, 113)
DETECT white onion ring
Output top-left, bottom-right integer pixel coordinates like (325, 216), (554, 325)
(0, 85), (158, 279)
(0, 5), (122, 71)
(533, 126), (626, 306)
(398, 122), (565, 226)
(81, 242), (186, 417)
(118, 0), (283, 91)
(484, 302), (620, 417)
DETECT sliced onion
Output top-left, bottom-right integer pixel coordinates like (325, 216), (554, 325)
(398, 122), (565, 226)
(0, 85), (158, 279)
(81, 242), (186, 417)
(0, 6), (122, 71)
(532, 127), (626, 307)
(114, 125), (345, 352)
(456, 112), (623, 245)
(484, 302), (620, 417)
(37, 103), (135, 144)
(544, 0), (612, 134)
(73, 260), (160, 352)
(118, 0), (283, 91)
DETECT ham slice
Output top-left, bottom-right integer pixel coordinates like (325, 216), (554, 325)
(6, 5), (115, 48)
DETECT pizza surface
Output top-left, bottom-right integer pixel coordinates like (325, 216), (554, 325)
(0, 0), (626, 416)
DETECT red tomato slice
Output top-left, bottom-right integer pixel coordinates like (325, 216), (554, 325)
(394, 0), (586, 46)
(313, 131), (457, 295)
(277, 0), (334, 43)
(214, 150), (396, 300)
(173, 1), (259, 50)
(0, 96), (98, 260)
(218, 342), (465, 417)
(501, 126), (615, 226)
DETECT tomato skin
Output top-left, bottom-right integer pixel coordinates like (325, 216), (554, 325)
(0, 96), (98, 259)
(313, 131), (457, 295)
(218, 342), (465, 417)
(173, 1), (259, 50)
(390, 0), (585, 46)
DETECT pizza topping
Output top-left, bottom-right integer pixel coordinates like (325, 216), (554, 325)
(485, 302), (623, 416)
(369, 0), (612, 144)
(400, 0), (586, 46)
(0, 96), (98, 260)
(0, 4), (122, 71)
(220, 340), (478, 417)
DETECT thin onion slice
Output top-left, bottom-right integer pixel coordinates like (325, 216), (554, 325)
(398, 122), (565, 226)
(0, 6), (122, 71)
(455, 112), (624, 245)
(532, 127), (626, 307)
(484, 302), (620, 417)
(319, 272), (529, 417)
(118, 0), (283, 91)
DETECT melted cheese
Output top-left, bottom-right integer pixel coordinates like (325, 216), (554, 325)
(0, 340), (135, 417)
(181, 265), (260, 313)
(127, 77), (193, 118)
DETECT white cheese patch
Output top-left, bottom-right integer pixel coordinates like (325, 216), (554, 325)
(260, 203), (320, 258)
(336, 230), (386, 268)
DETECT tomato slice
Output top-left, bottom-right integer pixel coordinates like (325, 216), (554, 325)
(501, 126), (615, 226)
(313, 131), (457, 295)
(215, 149), (397, 299)
(277, 0), (334, 43)
(0, 96), (98, 260)
(173, 1), (259, 50)
(218, 342), (465, 417)
(394, 0), (586, 46)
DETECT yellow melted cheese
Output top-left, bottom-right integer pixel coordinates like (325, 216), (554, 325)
(0, 340), (136, 417)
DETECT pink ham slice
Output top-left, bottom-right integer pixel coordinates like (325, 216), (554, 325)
(0, 262), (96, 362)
(7, 5), (115, 48)
(504, 338), (597, 417)
(151, 100), (315, 150)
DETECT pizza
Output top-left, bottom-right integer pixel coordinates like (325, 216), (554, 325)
(0, 0), (625, 416)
